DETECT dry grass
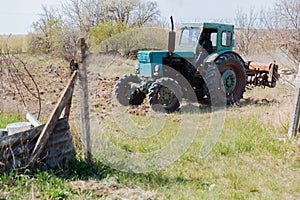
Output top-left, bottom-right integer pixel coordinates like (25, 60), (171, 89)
(1, 54), (300, 199)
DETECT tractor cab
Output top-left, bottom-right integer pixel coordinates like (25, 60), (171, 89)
(177, 22), (235, 57)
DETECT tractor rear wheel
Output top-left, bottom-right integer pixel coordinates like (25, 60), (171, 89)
(148, 78), (182, 112)
(114, 74), (145, 106)
(205, 53), (246, 106)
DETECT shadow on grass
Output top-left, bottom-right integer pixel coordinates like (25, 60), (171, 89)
(54, 156), (209, 189)
(56, 156), (170, 186)
(179, 96), (278, 114)
(239, 97), (279, 107)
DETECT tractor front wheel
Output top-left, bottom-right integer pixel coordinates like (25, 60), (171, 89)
(114, 74), (145, 106)
(148, 78), (183, 112)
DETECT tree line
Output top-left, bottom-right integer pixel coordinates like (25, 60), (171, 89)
(234, 0), (299, 64)
(1, 0), (298, 65)
(27, 0), (162, 58)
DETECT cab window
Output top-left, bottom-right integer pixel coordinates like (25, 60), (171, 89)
(210, 32), (217, 47)
(179, 28), (200, 48)
(221, 31), (232, 47)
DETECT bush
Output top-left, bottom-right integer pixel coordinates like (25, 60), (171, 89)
(0, 35), (27, 54)
(99, 26), (168, 57)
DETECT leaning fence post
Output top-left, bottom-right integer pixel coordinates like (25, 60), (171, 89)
(288, 63), (300, 138)
(77, 37), (92, 162)
(30, 70), (78, 165)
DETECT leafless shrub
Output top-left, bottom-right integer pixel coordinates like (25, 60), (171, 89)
(234, 7), (259, 56)
(260, 0), (299, 65)
(0, 48), (42, 119)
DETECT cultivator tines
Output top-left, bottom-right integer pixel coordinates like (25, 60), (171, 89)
(246, 61), (280, 88)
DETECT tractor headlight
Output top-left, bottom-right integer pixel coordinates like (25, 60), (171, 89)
(154, 64), (160, 72)
(135, 64), (140, 74)
(154, 64), (160, 77)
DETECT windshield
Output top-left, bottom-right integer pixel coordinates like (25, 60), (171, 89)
(178, 27), (200, 48)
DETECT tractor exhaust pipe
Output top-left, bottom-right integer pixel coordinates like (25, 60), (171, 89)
(168, 16), (176, 55)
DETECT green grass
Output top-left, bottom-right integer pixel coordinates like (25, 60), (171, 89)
(0, 113), (25, 128)
(1, 103), (300, 199)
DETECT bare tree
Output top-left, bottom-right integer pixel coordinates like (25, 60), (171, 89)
(29, 0), (161, 55)
(61, 0), (95, 33)
(275, 0), (300, 62)
(30, 5), (63, 53)
(108, 0), (138, 24)
(276, 0), (299, 30)
(261, 0), (299, 63)
(32, 5), (62, 34)
(234, 7), (258, 56)
(61, 0), (160, 31)
(61, 0), (136, 32)
(132, 0), (160, 27)
(56, 25), (81, 60)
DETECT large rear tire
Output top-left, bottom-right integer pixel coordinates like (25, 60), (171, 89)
(148, 78), (183, 112)
(114, 74), (145, 106)
(205, 53), (246, 106)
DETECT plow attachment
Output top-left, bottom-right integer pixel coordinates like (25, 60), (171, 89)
(246, 61), (280, 88)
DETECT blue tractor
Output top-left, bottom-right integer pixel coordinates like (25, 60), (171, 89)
(114, 17), (279, 112)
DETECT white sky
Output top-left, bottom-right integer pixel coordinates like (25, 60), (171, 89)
(0, 0), (276, 34)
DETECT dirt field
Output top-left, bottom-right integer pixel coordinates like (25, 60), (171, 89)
(0, 53), (296, 125)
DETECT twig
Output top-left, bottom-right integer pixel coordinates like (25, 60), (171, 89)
(3, 36), (42, 119)
(15, 56), (42, 119)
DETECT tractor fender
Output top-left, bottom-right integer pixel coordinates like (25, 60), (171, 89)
(203, 50), (246, 70)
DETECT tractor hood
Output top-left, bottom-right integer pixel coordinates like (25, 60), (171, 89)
(138, 50), (195, 63)
(137, 50), (196, 78)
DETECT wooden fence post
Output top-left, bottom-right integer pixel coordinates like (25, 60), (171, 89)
(77, 38), (92, 162)
(288, 63), (300, 138)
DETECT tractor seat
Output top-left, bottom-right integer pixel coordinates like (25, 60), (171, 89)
(201, 39), (213, 54)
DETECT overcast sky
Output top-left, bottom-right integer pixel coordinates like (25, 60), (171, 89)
(0, 0), (276, 34)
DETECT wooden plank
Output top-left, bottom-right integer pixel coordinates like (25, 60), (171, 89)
(64, 60), (79, 119)
(0, 126), (43, 148)
(30, 70), (78, 165)
(63, 95), (73, 119)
